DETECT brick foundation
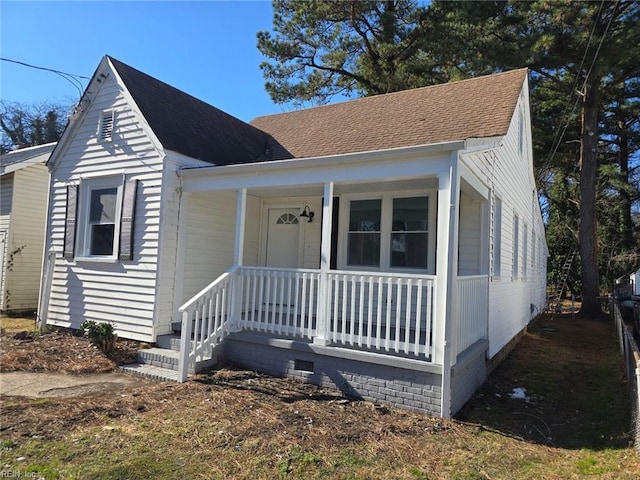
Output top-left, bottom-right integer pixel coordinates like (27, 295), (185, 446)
(224, 332), (443, 416)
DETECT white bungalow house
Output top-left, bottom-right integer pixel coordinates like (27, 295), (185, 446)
(41, 56), (548, 417)
(0, 143), (54, 313)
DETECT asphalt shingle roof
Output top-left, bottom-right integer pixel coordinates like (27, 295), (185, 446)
(0, 142), (56, 168)
(108, 56), (291, 165)
(108, 57), (526, 165)
(250, 69), (528, 159)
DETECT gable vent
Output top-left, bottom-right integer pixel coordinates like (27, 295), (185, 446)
(100, 110), (115, 142)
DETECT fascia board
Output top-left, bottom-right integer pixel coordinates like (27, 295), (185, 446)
(179, 142), (462, 192)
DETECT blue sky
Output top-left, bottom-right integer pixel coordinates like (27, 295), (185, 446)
(0, 0), (293, 122)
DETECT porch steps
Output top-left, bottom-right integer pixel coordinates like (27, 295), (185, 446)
(119, 362), (180, 382)
(119, 335), (217, 382)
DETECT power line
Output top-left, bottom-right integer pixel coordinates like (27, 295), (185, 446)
(542, 1), (606, 172)
(1, 57), (90, 98)
(579, 0), (618, 95)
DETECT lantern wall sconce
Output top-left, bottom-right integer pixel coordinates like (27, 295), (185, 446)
(299, 206), (314, 222)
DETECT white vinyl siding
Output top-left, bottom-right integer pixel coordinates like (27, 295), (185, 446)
(460, 87), (548, 358)
(154, 154), (206, 335)
(181, 190), (237, 304)
(178, 193), (324, 308)
(46, 72), (164, 341)
(244, 194), (262, 266)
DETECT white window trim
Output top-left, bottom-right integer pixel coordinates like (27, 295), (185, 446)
(512, 212), (520, 281)
(337, 189), (437, 274)
(75, 175), (124, 263)
(492, 195), (503, 280)
(522, 222), (528, 280)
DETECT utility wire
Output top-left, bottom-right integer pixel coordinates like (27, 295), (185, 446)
(542, 0), (606, 171)
(1, 57), (89, 98)
(579, 0), (618, 95)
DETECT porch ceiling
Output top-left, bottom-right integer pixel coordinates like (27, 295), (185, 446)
(248, 176), (438, 198)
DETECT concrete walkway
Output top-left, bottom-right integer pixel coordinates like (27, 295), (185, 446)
(0, 371), (143, 398)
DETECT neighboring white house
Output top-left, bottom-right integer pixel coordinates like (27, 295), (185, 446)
(42, 56), (548, 417)
(631, 269), (640, 296)
(0, 143), (54, 313)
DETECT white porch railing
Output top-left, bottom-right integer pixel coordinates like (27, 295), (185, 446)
(177, 267), (237, 381)
(327, 271), (435, 357)
(177, 267), (487, 381)
(455, 275), (489, 356)
(237, 266), (321, 340)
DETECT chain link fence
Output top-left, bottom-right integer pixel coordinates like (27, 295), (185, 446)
(612, 297), (640, 454)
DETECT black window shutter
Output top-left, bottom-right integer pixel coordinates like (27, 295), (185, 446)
(64, 184), (78, 259)
(330, 197), (339, 270)
(119, 178), (137, 261)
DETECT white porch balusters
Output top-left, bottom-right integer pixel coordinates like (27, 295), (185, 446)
(314, 182), (333, 345)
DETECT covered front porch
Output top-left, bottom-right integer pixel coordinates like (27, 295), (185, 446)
(172, 144), (490, 416)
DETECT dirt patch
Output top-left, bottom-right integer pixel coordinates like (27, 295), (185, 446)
(0, 312), (639, 478)
(458, 311), (631, 450)
(0, 328), (140, 374)
(0, 314), (637, 453)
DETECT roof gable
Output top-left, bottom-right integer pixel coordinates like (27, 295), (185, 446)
(107, 57), (291, 165)
(250, 69), (528, 158)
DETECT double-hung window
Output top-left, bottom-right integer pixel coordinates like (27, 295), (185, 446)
(79, 177), (123, 259)
(343, 193), (433, 273)
(390, 196), (429, 269)
(64, 176), (137, 262)
(347, 199), (382, 267)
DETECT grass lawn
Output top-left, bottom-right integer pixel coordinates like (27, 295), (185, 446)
(1, 312), (639, 479)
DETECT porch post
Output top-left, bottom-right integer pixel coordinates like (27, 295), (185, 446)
(314, 181), (333, 345)
(436, 152), (460, 419)
(234, 188), (247, 266)
(231, 188), (247, 332)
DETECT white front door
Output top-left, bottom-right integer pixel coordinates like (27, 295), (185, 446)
(265, 208), (301, 268)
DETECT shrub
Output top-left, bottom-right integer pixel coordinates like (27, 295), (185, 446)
(81, 321), (117, 353)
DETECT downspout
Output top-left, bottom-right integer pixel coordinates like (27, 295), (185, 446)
(171, 177), (188, 329)
(36, 164), (55, 331)
(441, 152), (460, 418)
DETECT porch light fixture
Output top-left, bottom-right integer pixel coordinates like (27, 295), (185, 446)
(299, 206), (314, 222)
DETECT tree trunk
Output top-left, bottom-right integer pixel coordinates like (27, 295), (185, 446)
(579, 81), (602, 315)
(617, 119), (632, 249)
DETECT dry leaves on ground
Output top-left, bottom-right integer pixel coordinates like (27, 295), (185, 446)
(0, 329), (140, 374)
